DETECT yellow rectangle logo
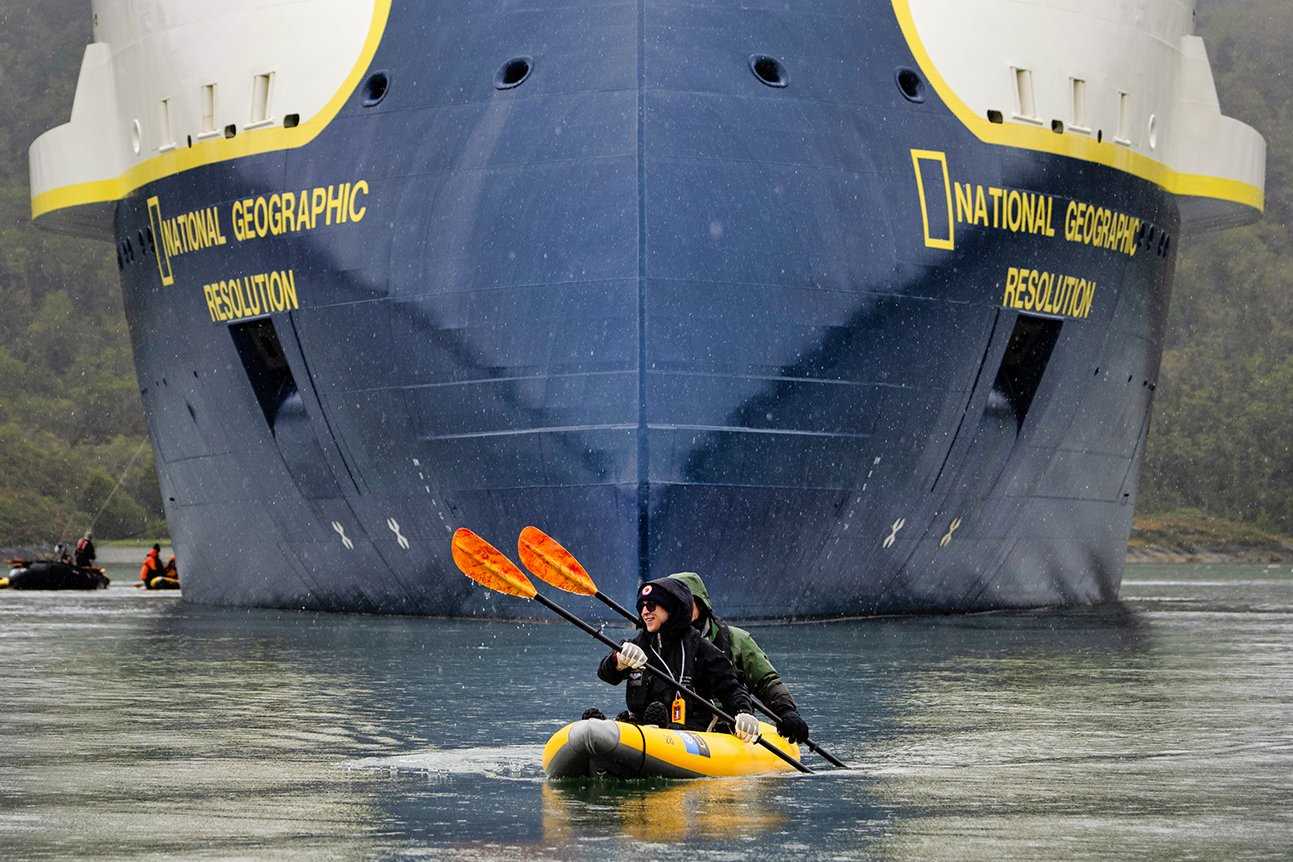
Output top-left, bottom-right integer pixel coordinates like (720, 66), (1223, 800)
(146, 196), (174, 286)
(911, 149), (955, 251)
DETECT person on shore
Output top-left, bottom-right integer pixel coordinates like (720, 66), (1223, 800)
(597, 577), (760, 742)
(666, 571), (811, 745)
(74, 532), (96, 568)
(138, 544), (164, 587)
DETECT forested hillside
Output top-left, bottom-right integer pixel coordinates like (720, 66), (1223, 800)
(0, 2), (164, 543)
(0, 1), (1287, 546)
(1139, 0), (1293, 530)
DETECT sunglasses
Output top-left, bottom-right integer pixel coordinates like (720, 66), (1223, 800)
(640, 600), (660, 612)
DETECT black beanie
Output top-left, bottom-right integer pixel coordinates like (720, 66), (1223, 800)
(635, 577), (693, 634)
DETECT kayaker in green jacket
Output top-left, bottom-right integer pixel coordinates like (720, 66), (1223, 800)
(666, 571), (812, 744)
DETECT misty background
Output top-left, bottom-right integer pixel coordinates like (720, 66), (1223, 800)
(0, 0), (1288, 546)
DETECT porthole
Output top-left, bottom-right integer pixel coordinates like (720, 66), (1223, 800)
(283, 113), (300, 128)
(895, 67), (925, 102)
(362, 71), (389, 106)
(495, 57), (533, 90)
(750, 55), (788, 88)
(987, 109), (1004, 124)
(224, 123), (237, 139)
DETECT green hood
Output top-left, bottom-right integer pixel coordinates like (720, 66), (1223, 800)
(666, 571), (711, 614)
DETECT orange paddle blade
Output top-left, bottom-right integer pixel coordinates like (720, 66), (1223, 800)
(451, 528), (536, 599)
(517, 526), (596, 596)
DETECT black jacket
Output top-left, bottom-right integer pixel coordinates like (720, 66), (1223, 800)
(598, 625), (753, 732)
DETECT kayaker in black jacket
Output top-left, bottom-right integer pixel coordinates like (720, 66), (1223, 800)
(667, 571), (812, 744)
(598, 577), (760, 742)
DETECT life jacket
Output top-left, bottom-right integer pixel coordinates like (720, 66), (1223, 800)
(139, 550), (162, 581)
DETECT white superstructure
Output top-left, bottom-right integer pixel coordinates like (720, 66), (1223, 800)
(29, 0), (381, 238)
(31, 0), (1263, 239)
(904, 0), (1265, 232)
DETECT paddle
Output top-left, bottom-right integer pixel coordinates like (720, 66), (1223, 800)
(517, 526), (851, 770)
(451, 528), (813, 775)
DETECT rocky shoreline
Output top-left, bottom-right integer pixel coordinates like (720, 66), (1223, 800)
(1125, 547), (1293, 564)
(1128, 511), (1293, 565)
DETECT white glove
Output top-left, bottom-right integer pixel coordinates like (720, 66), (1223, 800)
(734, 712), (760, 743)
(615, 641), (647, 671)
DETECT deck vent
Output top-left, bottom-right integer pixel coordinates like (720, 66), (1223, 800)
(749, 55), (788, 88)
(1013, 67), (1037, 120)
(283, 113), (300, 128)
(495, 57), (533, 89)
(158, 98), (174, 149)
(251, 72), (274, 123)
(1116, 92), (1132, 144)
(1071, 78), (1088, 128)
(896, 67), (925, 102)
(361, 71), (389, 106)
(201, 84), (216, 133)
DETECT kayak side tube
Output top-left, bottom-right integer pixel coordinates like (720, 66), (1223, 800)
(542, 719), (800, 779)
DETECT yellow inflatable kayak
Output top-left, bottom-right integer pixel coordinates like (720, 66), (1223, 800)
(543, 719), (800, 779)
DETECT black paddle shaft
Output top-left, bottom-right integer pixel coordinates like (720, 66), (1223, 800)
(589, 590), (850, 770)
(531, 592), (813, 775)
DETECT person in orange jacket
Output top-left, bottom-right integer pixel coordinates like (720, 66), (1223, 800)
(138, 544), (164, 587)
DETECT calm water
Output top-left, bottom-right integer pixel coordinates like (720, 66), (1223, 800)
(1, 564), (1290, 860)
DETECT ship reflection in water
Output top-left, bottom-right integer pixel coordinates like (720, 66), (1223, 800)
(0, 564), (1290, 859)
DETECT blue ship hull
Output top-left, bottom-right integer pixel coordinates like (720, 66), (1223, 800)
(112, 3), (1177, 618)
